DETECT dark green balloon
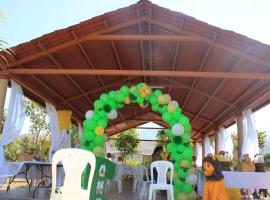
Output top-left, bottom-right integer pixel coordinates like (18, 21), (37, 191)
(173, 136), (183, 145)
(103, 104), (112, 113)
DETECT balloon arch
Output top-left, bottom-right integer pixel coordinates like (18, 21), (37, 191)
(81, 83), (197, 197)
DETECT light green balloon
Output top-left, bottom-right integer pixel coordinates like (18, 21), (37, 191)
(120, 86), (130, 96)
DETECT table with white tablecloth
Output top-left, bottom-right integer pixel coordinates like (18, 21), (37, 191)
(197, 171), (270, 195)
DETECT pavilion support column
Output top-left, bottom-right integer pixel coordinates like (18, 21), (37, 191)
(202, 137), (205, 159)
(236, 111), (243, 159)
(215, 129), (219, 155)
(0, 79), (9, 125)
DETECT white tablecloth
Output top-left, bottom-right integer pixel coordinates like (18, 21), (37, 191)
(223, 171), (270, 189)
(0, 161), (51, 186)
(197, 171), (270, 192)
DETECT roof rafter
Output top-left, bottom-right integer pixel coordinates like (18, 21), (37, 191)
(37, 41), (92, 105)
(191, 47), (251, 126)
(182, 33), (218, 109)
(168, 20), (185, 95)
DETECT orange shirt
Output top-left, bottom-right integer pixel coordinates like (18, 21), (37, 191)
(203, 179), (229, 200)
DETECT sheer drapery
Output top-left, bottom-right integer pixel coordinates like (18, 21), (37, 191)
(204, 136), (214, 156)
(242, 109), (259, 160)
(46, 103), (71, 162)
(195, 143), (202, 167)
(218, 127), (233, 156)
(0, 80), (25, 184)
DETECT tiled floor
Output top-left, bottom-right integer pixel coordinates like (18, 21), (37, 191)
(0, 180), (166, 200)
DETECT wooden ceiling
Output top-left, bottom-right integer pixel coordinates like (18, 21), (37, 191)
(2, 0), (270, 141)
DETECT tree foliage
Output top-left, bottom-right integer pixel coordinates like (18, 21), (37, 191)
(258, 131), (267, 149)
(112, 129), (139, 163)
(156, 129), (168, 147)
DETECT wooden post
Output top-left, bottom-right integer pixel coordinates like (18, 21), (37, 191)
(236, 111), (243, 159)
(202, 137), (205, 158)
(215, 129), (219, 155)
(0, 79), (9, 126)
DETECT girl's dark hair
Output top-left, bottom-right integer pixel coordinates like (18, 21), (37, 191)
(152, 146), (163, 155)
(203, 156), (224, 181)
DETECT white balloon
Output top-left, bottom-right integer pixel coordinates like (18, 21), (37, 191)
(170, 100), (179, 107)
(172, 123), (185, 136)
(185, 173), (197, 185)
(107, 109), (118, 120)
(85, 110), (94, 119)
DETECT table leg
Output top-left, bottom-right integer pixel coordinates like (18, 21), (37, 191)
(6, 176), (16, 191)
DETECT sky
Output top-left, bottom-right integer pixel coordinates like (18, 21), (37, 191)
(1, 0), (270, 140)
(1, 0), (270, 46)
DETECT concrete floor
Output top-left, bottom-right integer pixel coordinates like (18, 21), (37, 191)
(0, 180), (166, 200)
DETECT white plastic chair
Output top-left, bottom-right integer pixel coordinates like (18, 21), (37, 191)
(134, 165), (151, 199)
(50, 149), (96, 200)
(148, 161), (174, 200)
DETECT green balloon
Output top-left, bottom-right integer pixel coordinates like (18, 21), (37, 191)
(154, 89), (162, 97)
(108, 100), (117, 109)
(115, 92), (126, 103)
(81, 145), (90, 151)
(160, 106), (167, 114)
(174, 178), (184, 188)
(179, 115), (190, 126)
(184, 124), (192, 132)
(162, 112), (172, 123)
(177, 144), (185, 152)
(178, 169), (188, 179)
(94, 100), (104, 109)
(174, 152), (183, 162)
(120, 86), (130, 96)
(136, 97), (144, 104)
(182, 148), (193, 159)
(165, 129), (173, 138)
(134, 90), (139, 97)
(97, 110), (107, 119)
(182, 133), (191, 143)
(151, 104), (159, 112)
(94, 136), (105, 147)
(83, 119), (97, 130)
(167, 142), (177, 154)
(172, 111), (181, 121)
(109, 91), (117, 99)
(182, 183), (193, 194)
(85, 132), (96, 141)
(149, 96), (158, 105)
(97, 119), (107, 128)
(92, 114), (100, 122)
(174, 185), (182, 196)
(136, 83), (144, 89)
(100, 93), (109, 101)
(169, 120), (177, 127)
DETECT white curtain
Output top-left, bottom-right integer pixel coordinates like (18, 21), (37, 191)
(218, 127), (233, 156)
(195, 143), (202, 167)
(204, 136), (214, 156)
(242, 109), (259, 160)
(46, 103), (71, 162)
(0, 80), (25, 184)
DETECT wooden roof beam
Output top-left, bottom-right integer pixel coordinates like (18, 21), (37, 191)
(5, 69), (270, 80)
(182, 33), (218, 109)
(148, 7), (153, 83)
